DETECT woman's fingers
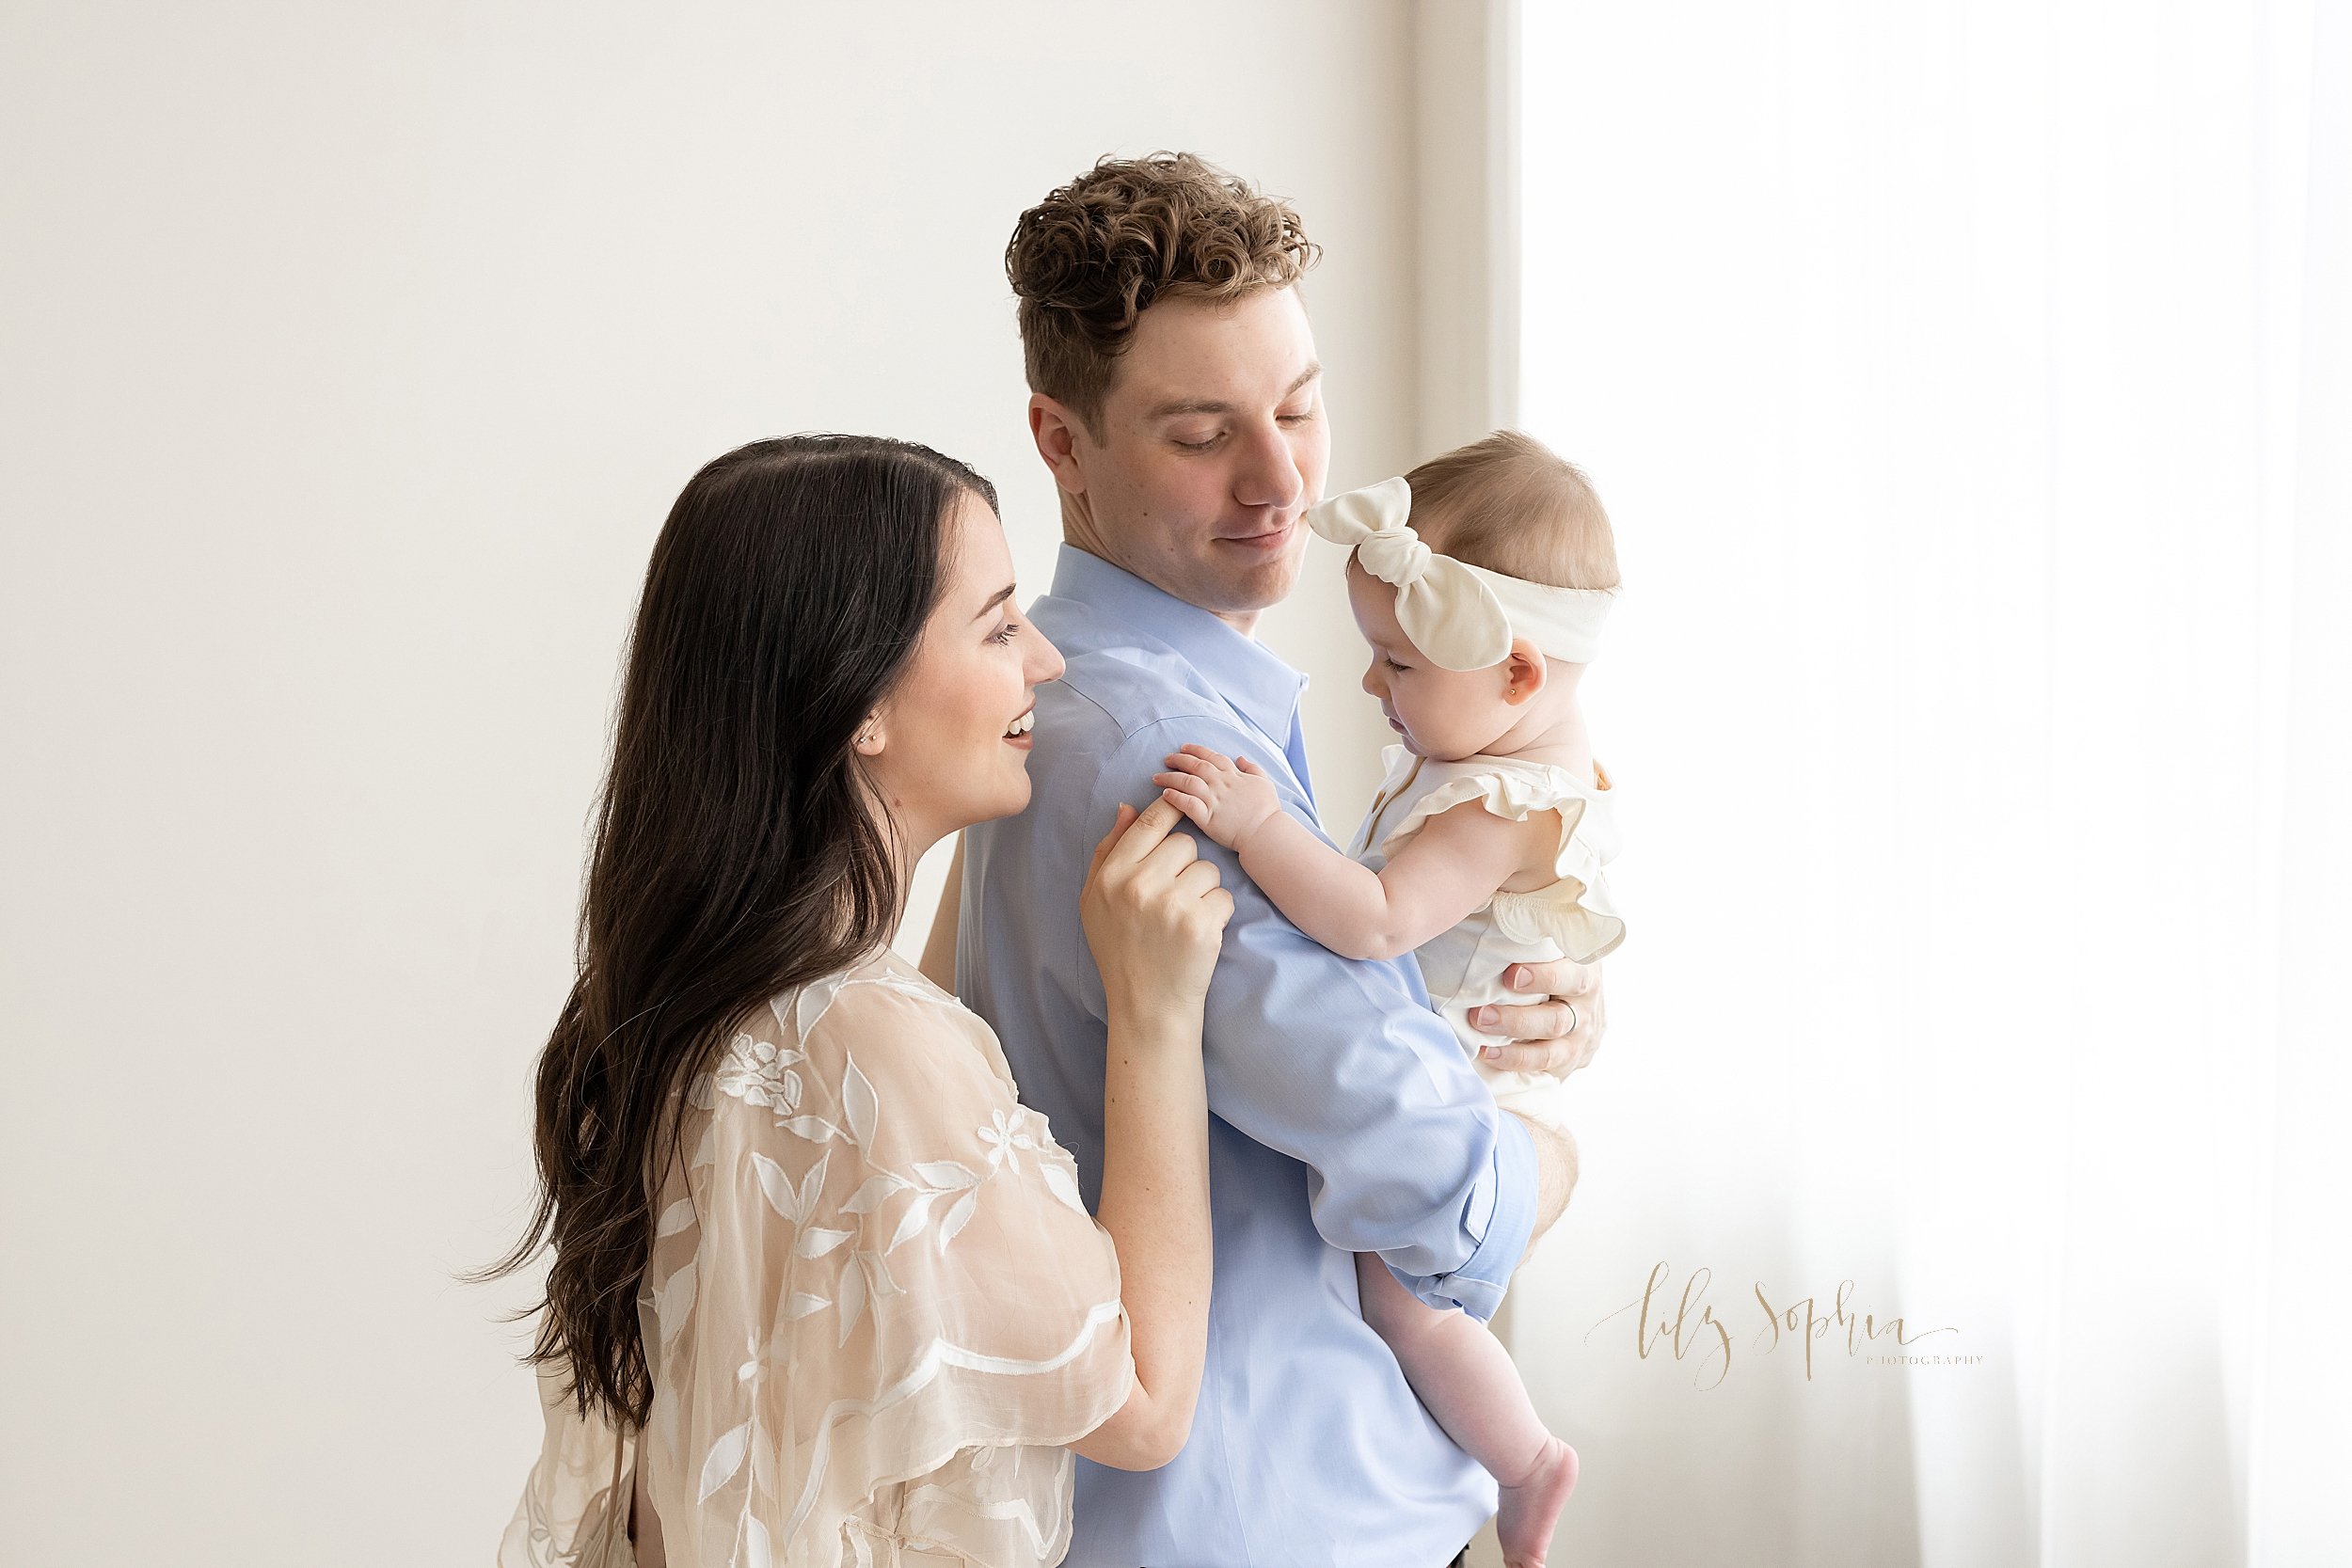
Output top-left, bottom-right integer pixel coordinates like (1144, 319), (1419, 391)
(1168, 857), (1232, 943)
(1087, 801), (1140, 880)
(1102, 796), (1185, 870)
(1082, 799), (1226, 994)
(1136, 819), (1200, 881)
(1170, 856), (1224, 900)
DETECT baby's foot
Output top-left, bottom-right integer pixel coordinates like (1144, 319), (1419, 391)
(1496, 1433), (1579, 1568)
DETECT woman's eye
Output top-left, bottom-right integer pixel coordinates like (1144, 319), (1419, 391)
(990, 621), (1020, 645)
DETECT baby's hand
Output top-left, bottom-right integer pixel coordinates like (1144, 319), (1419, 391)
(1153, 744), (1283, 852)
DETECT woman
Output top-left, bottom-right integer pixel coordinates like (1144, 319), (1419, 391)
(487, 435), (1230, 1566)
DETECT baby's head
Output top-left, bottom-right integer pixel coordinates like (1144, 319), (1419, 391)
(1341, 430), (1618, 761)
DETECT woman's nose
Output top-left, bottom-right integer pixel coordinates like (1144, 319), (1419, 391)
(1025, 624), (1067, 685)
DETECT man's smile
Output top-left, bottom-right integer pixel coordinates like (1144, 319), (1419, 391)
(1215, 517), (1296, 554)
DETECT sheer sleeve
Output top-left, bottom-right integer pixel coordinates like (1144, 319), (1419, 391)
(499, 1359), (638, 1568)
(635, 955), (1136, 1568)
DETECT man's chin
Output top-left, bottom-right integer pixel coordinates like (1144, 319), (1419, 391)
(1191, 546), (1306, 616)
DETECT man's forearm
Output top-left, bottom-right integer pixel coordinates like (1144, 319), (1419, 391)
(1512, 1113), (1580, 1245)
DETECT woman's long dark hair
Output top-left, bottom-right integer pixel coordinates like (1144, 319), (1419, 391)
(477, 434), (999, 1426)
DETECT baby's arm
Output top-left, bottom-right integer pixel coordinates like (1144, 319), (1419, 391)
(1153, 744), (1547, 962)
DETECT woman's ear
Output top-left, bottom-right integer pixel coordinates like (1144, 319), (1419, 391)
(853, 713), (886, 756)
(1501, 641), (1549, 705)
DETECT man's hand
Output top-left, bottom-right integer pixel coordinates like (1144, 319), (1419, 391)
(1466, 957), (1607, 1077)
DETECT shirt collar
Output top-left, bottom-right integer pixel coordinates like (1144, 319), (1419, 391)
(1045, 544), (1309, 745)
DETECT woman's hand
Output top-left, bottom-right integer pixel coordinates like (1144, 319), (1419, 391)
(1081, 798), (1234, 1019)
(1074, 797), (1225, 1469)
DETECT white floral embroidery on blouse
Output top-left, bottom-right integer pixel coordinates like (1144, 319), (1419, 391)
(501, 948), (1135, 1568)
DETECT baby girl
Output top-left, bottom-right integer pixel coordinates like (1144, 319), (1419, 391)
(1153, 430), (1623, 1568)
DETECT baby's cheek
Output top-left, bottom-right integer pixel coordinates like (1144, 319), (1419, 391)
(1400, 687), (1453, 738)
(1407, 676), (1500, 753)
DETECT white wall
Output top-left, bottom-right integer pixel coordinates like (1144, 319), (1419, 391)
(0, 5), (1420, 1560)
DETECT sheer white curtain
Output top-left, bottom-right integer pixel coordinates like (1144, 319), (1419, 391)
(1506, 2), (2350, 1564)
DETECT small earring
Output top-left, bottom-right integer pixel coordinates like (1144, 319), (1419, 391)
(854, 720), (879, 752)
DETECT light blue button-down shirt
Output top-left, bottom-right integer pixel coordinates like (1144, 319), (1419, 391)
(957, 545), (1538, 1567)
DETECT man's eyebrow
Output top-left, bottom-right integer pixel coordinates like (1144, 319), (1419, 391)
(972, 583), (1018, 620)
(1143, 361), (1324, 421)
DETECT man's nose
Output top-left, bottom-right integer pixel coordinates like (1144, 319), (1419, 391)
(1231, 420), (1304, 514)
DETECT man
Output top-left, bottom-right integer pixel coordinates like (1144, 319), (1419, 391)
(937, 153), (1603, 1567)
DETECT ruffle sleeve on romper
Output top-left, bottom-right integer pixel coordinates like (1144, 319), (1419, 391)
(1380, 763), (1628, 964)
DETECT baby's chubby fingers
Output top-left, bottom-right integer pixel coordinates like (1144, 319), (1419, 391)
(1161, 743), (1241, 775)
(1152, 758), (1250, 843)
(1158, 791), (1215, 832)
(1152, 767), (1215, 799)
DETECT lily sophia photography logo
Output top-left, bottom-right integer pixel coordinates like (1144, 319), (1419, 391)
(1588, 1261), (1969, 1389)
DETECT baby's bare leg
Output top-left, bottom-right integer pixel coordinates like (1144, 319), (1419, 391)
(1357, 1252), (1579, 1568)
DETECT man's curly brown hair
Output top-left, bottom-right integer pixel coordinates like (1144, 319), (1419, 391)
(1006, 152), (1321, 435)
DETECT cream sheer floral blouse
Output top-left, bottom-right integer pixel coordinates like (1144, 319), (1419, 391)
(501, 948), (1136, 1568)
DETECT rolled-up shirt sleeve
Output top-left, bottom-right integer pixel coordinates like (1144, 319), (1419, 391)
(1090, 719), (1538, 1322)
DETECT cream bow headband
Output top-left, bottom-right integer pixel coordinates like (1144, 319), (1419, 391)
(1306, 476), (1615, 670)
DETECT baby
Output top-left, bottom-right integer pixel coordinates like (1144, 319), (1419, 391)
(1154, 430), (1623, 1568)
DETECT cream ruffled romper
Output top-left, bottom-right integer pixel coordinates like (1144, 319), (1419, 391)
(1348, 743), (1626, 1133)
(1306, 475), (1627, 1135)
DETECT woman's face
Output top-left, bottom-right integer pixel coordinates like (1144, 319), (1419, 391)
(860, 490), (1065, 854)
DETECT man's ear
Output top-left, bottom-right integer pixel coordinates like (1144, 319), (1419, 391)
(1502, 640), (1549, 705)
(1028, 394), (1090, 498)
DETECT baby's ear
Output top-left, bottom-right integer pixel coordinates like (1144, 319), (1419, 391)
(1502, 639), (1549, 705)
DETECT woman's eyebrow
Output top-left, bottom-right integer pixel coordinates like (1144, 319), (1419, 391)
(973, 583), (1018, 621)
